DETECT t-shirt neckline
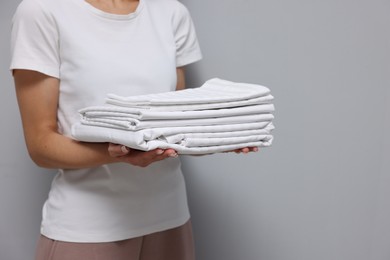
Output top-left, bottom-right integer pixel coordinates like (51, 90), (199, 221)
(79, 0), (144, 21)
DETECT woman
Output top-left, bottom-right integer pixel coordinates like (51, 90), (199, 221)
(10, 0), (257, 259)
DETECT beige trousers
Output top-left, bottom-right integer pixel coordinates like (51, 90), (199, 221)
(35, 220), (195, 260)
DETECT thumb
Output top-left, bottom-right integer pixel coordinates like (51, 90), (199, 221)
(108, 143), (130, 157)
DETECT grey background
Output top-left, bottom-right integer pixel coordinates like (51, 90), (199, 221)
(1, 0), (389, 260)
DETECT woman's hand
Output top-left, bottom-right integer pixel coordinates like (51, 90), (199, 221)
(231, 147), (259, 154)
(221, 147), (259, 155)
(108, 143), (178, 167)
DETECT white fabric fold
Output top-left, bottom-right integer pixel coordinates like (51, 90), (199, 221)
(71, 122), (274, 154)
(80, 113), (274, 131)
(80, 104), (275, 120)
(163, 127), (274, 144)
(106, 78), (271, 106)
(180, 135), (272, 147)
(106, 94), (274, 111)
(73, 122), (274, 143)
(139, 121), (274, 140)
(72, 78), (275, 155)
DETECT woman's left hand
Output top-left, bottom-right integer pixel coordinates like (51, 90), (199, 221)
(229, 147), (259, 154)
(109, 143), (259, 157)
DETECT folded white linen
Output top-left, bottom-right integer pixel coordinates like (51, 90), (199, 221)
(106, 94), (274, 111)
(180, 135), (272, 147)
(164, 127), (274, 144)
(142, 140), (272, 154)
(134, 121), (274, 141)
(73, 78), (275, 154)
(142, 121), (275, 140)
(71, 123), (274, 154)
(106, 78), (271, 106)
(80, 104), (275, 120)
(80, 113), (275, 131)
(72, 122), (274, 146)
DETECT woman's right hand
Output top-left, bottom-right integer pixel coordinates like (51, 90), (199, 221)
(108, 143), (178, 167)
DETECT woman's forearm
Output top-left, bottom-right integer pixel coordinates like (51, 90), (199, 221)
(13, 70), (118, 169)
(14, 69), (179, 170)
(26, 130), (118, 169)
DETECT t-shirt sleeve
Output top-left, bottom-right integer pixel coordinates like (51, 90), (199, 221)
(172, 2), (202, 67)
(10, 0), (60, 78)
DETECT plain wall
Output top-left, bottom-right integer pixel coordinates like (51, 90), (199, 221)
(1, 0), (389, 260)
(180, 0), (390, 260)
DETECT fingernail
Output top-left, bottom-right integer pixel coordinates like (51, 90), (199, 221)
(169, 153), (178, 158)
(253, 147), (259, 152)
(121, 145), (129, 153)
(156, 149), (164, 155)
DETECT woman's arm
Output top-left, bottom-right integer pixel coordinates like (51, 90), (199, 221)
(176, 67), (186, 91)
(14, 69), (176, 169)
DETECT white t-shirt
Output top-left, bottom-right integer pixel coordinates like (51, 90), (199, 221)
(10, 0), (202, 242)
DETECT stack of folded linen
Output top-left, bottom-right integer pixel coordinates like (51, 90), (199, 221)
(71, 78), (275, 155)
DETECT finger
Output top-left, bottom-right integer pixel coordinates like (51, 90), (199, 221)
(235, 147), (252, 154)
(121, 145), (129, 154)
(128, 148), (178, 167)
(128, 148), (163, 158)
(239, 147), (259, 154)
(121, 149), (160, 167)
(136, 148), (177, 161)
(241, 147), (250, 154)
(151, 148), (178, 160)
(108, 143), (130, 157)
(163, 148), (178, 158)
